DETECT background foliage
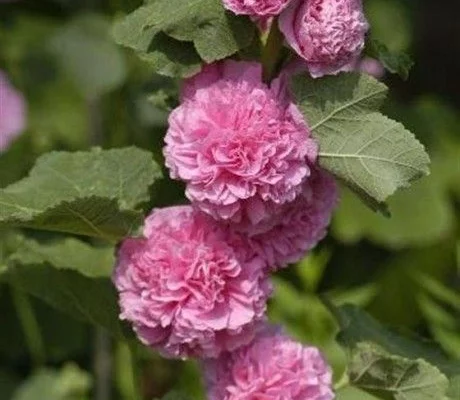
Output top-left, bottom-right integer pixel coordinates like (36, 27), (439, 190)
(0, 0), (458, 399)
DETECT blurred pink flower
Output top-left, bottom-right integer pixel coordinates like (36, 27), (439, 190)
(279, 0), (369, 78)
(164, 61), (318, 231)
(223, 0), (292, 17)
(203, 324), (335, 400)
(358, 57), (385, 79)
(113, 206), (272, 359)
(248, 168), (338, 270)
(0, 71), (26, 151)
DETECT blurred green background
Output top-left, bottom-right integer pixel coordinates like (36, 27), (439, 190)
(0, 0), (459, 399)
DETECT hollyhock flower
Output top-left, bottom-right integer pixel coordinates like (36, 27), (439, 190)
(164, 61), (318, 231)
(223, 0), (292, 17)
(279, 0), (369, 78)
(203, 325), (335, 400)
(113, 206), (272, 359)
(248, 168), (338, 269)
(358, 57), (385, 79)
(0, 71), (26, 151)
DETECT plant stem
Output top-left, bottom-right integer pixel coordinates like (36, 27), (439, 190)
(261, 19), (285, 83)
(11, 285), (46, 368)
(94, 329), (113, 400)
(116, 341), (142, 400)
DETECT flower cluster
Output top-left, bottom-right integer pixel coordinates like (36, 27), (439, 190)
(112, 1), (373, 396)
(0, 71), (26, 152)
(222, 0), (369, 78)
(115, 59), (337, 396)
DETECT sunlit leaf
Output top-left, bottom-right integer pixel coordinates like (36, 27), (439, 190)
(291, 73), (429, 213)
(112, 0), (255, 76)
(0, 147), (161, 241)
(349, 343), (449, 400)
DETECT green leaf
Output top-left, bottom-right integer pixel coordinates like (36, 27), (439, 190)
(2, 237), (126, 338)
(336, 386), (380, 399)
(49, 14), (127, 98)
(12, 364), (91, 400)
(140, 33), (202, 78)
(349, 343), (449, 400)
(113, 0), (255, 71)
(327, 303), (460, 395)
(291, 73), (430, 212)
(0, 147), (162, 241)
(113, 7), (202, 79)
(447, 375), (460, 400)
(8, 235), (115, 278)
(148, 88), (178, 113)
(369, 39), (414, 80)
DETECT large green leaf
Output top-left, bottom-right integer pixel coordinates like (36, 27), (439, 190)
(7, 236), (115, 278)
(291, 73), (430, 212)
(328, 304), (460, 395)
(112, 0), (255, 73)
(2, 236), (127, 338)
(113, 6), (202, 79)
(349, 343), (449, 400)
(139, 33), (203, 78)
(0, 147), (161, 241)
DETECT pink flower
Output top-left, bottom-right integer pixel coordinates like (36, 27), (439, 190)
(113, 206), (272, 359)
(203, 325), (335, 400)
(164, 61), (318, 231)
(358, 57), (385, 79)
(279, 0), (369, 78)
(0, 71), (26, 151)
(248, 168), (338, 269)
(223, 0), (292, 17)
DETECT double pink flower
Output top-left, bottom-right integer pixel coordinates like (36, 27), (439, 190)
(114, 3), (353, 396)
(223, 0), (369, 78)
(115, 62), (338, 361)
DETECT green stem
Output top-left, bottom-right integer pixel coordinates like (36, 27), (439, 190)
(261, 19), (285, 83)
(94, 329), (113, 400)
(11, 285), (46, 367)
(116, 341), (142, 400)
